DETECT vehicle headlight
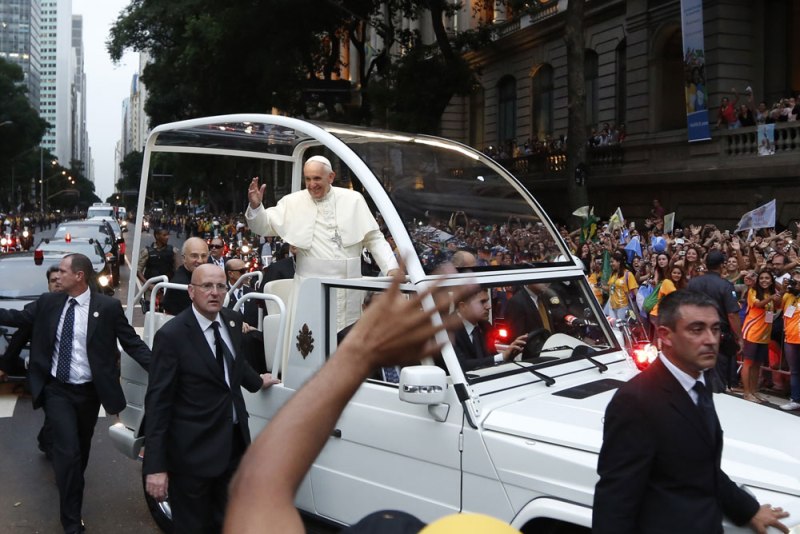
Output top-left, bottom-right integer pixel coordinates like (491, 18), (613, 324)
(121, 220), (127, 227)
(22, 230), (29, 238)
(0, 238), (7, 246)
(98, 275), (110, 287)
(241, 245), (250, 254)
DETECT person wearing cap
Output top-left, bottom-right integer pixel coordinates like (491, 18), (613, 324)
(245, 156), (399, 329)
(687, 250), (742, 392)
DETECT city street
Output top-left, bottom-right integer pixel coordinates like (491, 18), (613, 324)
(0, 226), (336, 533)
(0, 227), (161, 533)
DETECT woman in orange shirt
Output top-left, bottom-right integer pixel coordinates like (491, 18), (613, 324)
(780, 271), (800, 411)
(741, 270), (783, 403)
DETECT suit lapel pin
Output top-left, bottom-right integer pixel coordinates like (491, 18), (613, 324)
(93, 311), (99, 318)
(229, 320), (235, 328)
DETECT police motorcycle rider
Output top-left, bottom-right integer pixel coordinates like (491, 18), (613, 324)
(137, 227), (180, 312)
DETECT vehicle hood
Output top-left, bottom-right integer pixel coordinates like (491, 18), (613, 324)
(482, 371), (624, 453)
(482, 370), (800, 496)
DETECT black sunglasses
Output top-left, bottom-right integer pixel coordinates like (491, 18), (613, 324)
(209, 244), (224, 249)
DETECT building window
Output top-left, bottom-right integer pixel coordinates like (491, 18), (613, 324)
(615, 39), (627, 128)
(531, 64), (554, 141)
(657, 28), (684, 131)
(469, 85), (485, 149)
(497, 75), (516, 147)
(584, 50), (598, 130)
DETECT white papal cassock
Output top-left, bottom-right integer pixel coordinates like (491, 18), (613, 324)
(245, 187), (398, 330)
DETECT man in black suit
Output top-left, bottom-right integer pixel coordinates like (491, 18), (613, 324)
(593, 290), (789, 534)
(144, 264), (279, 532)
(0, 253), (151, 534)
(207, 236), (227, 269)
(505, 282), (568, 340)
(161, 236), (208, 315)
(260, 243), (296, 288)
(452, 289), (526, 371)
(225, 258), (259, 327)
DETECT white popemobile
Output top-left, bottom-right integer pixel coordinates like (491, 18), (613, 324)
(110, 115), (800, 533)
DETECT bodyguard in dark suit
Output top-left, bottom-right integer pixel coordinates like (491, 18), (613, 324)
(144, 264), (278, 532)
(451, 289), (526, 371)
(593, 290), (789, 534)
(0, 254), (150, 534)
(161, 237), (209, 315)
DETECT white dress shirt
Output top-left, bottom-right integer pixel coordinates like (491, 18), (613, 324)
(659, 353), (707, 405)
(51, 288), (92, 384)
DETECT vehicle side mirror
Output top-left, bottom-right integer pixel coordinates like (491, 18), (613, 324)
(399, 366), (447, 405)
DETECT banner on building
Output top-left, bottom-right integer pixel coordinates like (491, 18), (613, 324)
(735, 199), (776, 233)
(758, 124), (776, 156)
(681, 0), (711, 142)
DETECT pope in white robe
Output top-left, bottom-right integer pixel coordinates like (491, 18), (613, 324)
(245, 156), (399, 330)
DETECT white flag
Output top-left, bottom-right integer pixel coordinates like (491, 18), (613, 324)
(735, 200), (776, 233)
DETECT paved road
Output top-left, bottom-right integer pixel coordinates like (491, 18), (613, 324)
(0, 226), (337, 533)
(0, 226), (160, 533)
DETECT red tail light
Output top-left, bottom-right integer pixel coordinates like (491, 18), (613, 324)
(34, 249), (44, 265)
(119, 242), (126, 256)
(629, 343), (658, 370)
(65, 232), (72, 243)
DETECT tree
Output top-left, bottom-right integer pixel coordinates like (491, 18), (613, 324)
(0, 58), (50, 209)
(108, 0), (490, 133)
(563, 0), (589, 211)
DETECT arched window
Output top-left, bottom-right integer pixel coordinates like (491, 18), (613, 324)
(657, 28), (685, 130)
(585, 50), (599, 129)
(497, 75), (517, 146)
(616, 40), (627, 128)
(469, 85), (485, 149)
(531, 64), (554, 140)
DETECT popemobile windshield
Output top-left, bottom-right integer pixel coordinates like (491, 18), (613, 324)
(112, 115), (800, 533)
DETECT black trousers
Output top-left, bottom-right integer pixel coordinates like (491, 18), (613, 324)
(43, 380), (100, 534)
(169, 424), (247, 534)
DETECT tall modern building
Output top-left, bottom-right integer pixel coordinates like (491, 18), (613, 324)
(39, 0), (71, 164)
(70, 13), (89, 178)
(0, 0), (41, 108)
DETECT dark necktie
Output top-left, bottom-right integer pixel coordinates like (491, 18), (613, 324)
(693, 381), (717, 437)
(56, 299), (78, 383)
(472, 326), (487, 359)
(210, 321), (226, 376)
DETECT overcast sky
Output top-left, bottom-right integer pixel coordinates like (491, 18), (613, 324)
(73, 0), (138, 201)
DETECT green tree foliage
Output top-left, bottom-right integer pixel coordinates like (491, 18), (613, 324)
(108, 0), (492, 134)
(0, 58), (50, 209)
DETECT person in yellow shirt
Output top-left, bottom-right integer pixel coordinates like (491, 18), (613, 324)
(603, 252), (638, 322)
(780, 270), (800, 411)
(741, 270), (783, 403)
(587, 257), (605, 305)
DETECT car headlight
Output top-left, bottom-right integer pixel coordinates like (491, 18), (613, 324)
(241, 245), (250, 254)
(22, 230), (29, 238)
(0, 238), (7, 246)
(98, 275), (110, 287)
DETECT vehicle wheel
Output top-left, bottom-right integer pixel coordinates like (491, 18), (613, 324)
(141, 469), (173, 533)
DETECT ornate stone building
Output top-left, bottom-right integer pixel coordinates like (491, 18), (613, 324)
(439, 0), (800, 227)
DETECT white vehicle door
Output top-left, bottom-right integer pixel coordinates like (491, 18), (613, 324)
(307, 281), (512, 525)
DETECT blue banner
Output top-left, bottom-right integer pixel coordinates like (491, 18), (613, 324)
(681, 0), (711, 142)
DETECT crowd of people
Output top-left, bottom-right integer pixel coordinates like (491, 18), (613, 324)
(482, 122), (626, 162)
(717, 86), (800, 129)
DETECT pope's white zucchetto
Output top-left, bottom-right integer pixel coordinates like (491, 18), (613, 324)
(305, 155), (333, 173)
